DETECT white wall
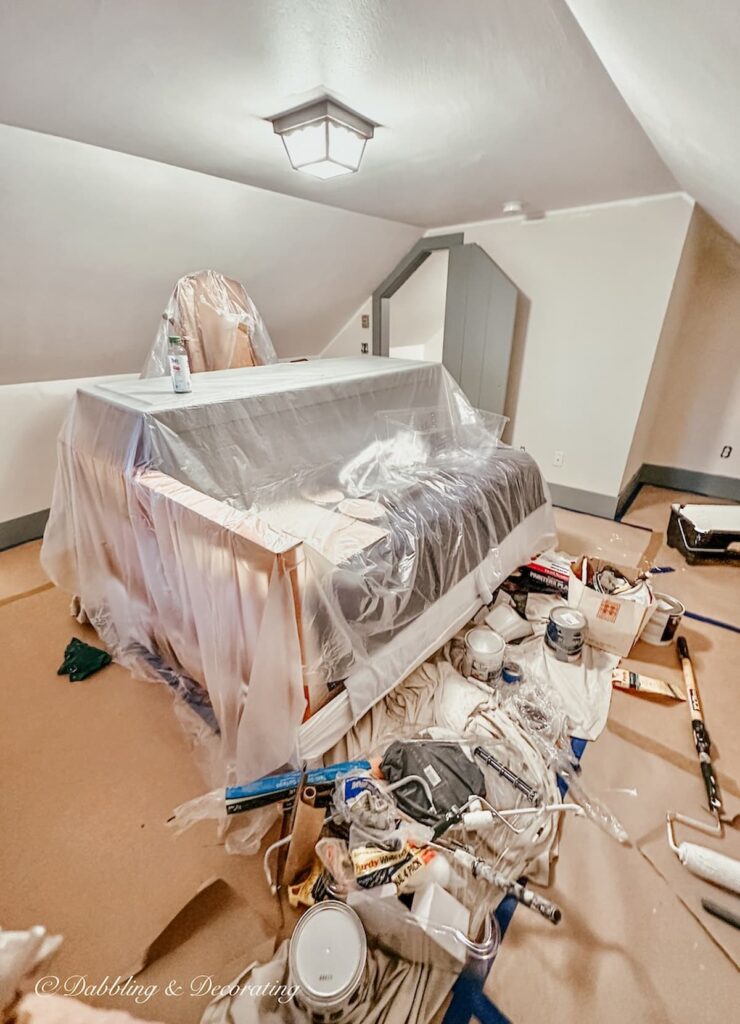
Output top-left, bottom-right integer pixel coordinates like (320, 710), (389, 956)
(321, 298), (373, 360)
(322, 249), (448, 362)
(625, 206), (740, 484)
(0, 124), (420, 384)
(389, 250), (448, 361)
(0, 375), (134, 523)
(429, 195), (692, 500)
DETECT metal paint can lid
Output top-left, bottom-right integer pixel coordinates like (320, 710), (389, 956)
(548, 607), (587, 632)
(289, 902), (367, 1011)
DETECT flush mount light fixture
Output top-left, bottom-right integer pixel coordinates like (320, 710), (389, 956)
(270, 98), (374, 179)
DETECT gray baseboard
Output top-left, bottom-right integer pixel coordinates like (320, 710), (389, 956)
(548, 483), (618, 519)
(0, 509), (49, 551)
(617, 464), (740, 519)
(641, 464), (740, 501)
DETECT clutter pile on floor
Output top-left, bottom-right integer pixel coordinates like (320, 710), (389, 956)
(3, 515), (739, 1023)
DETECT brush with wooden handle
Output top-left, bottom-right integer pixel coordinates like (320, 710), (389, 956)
(677, 636), (722, 815)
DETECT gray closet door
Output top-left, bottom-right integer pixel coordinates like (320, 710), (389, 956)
(442, 243), (517, 414)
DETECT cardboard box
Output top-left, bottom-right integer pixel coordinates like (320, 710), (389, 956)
(560, 524), (667, 659)
(567, 557), (657, 658)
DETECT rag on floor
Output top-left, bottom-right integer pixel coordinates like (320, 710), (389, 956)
(200, 939), (455, 1024)
(517, 593), (618, 740)
(57, 637), (112, 682)
(15, 994), (163, 1023)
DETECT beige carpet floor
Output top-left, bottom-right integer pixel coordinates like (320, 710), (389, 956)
(1, 486), (738, 1022)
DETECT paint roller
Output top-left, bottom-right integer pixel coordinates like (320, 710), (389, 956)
(665, 636), (740, 896)
(666, 812), (740, 895)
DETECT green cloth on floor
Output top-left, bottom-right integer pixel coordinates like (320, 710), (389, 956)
(57, 637), (112, 682)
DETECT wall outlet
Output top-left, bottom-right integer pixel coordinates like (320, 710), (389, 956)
(360, 342), (369, 354)
(553, 450), (564, 468)
(720, 444), (732, 459)
(361, 314), (370, 329)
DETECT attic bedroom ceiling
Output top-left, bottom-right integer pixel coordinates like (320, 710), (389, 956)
(0, 0), (676, 228)
(565, 0), (740, 242)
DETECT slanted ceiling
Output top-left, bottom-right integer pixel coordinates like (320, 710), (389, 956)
(566, 0), (740, 242)
(0, 0), (675, 228)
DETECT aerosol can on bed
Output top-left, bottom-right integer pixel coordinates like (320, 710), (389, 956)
(168, 335), (192, 393)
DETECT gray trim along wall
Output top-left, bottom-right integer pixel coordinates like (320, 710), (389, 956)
(0, 509), (49, 551)
(617, 463), (740, 519)
(548, 484), (618, 520)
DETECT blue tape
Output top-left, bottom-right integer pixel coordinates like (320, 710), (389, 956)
(684, 610), (740, 634)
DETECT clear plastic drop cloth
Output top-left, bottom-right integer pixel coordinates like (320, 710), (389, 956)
(41, 357), (552, 789)
(141, 269), (277, 376)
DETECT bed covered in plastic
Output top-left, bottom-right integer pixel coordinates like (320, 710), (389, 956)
(41, 357), (549, 787)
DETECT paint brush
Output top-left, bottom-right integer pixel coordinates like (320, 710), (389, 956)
(676, 636), (722, 815)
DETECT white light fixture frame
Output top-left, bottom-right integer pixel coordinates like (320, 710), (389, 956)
(271, 98), (375, 179)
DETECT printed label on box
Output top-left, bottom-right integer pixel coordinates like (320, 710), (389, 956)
(597, 598), (621, 623)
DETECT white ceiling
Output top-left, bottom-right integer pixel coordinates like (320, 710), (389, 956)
(0, 0), (676, 228)
(566, 0), (740, 242)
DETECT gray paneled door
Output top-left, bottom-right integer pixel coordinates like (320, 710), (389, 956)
(442, 243), (517, 415)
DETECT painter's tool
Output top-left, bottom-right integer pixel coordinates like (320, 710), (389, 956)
(447, 844), (562, 924)
(611, 668), (685, 701)
(224, 760), (371, 814)
(676, 636), (721, 815)
(701, 898), (740, 931)
(474, 746), (540, 805)
(666, 812), (740, 895)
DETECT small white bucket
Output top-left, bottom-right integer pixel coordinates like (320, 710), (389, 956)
(641, 593), (685, 645)
(463, 627), (505, 684)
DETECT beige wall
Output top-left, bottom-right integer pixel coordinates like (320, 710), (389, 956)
(624, 206), (740, 486)
(0, 124), (420, 385)
(433, 196), (692, 500)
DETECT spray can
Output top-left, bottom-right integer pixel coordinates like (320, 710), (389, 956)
(168, 336), (192, 394)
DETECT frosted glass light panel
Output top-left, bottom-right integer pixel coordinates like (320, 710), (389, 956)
(272, 99), (374, 179)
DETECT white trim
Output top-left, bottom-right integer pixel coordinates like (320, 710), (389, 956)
(426, 191), (694, 236)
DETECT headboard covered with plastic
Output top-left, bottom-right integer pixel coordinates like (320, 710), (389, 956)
(141, 269), (277, 377)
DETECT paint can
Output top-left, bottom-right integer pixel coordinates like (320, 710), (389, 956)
(640, 593), (685, 645)
(545, 607), (587, 663)
(463, 627), (505, 684)
(501, 660), (523, 685)
(288, 902), (368, 1023)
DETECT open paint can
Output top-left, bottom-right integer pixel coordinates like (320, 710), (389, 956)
(640, 593), (685, 645)
(289, 902), (368, 1023)
(463, 627), (505, 684)
(545, 607), (587, 663)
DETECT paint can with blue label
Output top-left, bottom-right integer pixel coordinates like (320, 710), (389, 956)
(545, 607), (587, 663)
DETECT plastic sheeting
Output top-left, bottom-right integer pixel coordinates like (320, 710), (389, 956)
(41, 357), (550, 788)
(141, 270), (277, 376)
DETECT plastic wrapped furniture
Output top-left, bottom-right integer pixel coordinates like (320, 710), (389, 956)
(141, 270), (277, 377)
(41, 357), (555, 787)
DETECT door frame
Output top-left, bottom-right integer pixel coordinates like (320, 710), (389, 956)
(371, 233), (464, 356)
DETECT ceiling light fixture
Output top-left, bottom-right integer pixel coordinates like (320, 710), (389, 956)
(270, 98), (374, 179)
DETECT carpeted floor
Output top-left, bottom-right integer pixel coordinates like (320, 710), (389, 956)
(1, 486), (738, 1023)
